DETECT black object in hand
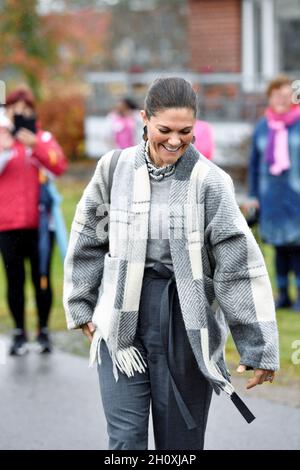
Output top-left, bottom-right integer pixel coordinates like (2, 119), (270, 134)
(246, 206), (259, 227)
(13, 114), (37, 135)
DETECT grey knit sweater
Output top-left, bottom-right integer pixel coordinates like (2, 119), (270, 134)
(146, 175), (173, 271)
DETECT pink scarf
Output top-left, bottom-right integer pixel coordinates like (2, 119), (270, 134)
(265, 105), (300, 175)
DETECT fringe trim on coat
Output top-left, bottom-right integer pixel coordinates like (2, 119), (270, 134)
(89, 329), (147, 381)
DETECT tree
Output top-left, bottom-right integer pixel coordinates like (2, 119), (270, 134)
(0, 0), (57, 98)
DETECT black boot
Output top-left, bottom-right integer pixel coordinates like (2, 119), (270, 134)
(35, 327), (52, 354)
(275, 288), (292, 309)
(9, 329), (29, 356)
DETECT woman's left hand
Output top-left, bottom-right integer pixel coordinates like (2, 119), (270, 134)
(0, 128), (14, 150)
(16, 128), (37, 147)
(237, 364), (275, 389)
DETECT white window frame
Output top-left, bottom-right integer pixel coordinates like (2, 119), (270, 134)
(242, 0), (256, 91)
(242, 0), (276, 91)
(261, 0), (276, 80)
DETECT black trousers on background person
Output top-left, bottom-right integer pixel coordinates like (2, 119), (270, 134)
(0, 229), (54, 331)
(275, 245), (300, 288)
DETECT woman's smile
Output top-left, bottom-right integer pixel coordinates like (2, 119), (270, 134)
(141, 107), (196, 167)
(161, 144), (183, 153)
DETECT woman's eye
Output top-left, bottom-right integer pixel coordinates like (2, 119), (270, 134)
(158, 129), (191, 135)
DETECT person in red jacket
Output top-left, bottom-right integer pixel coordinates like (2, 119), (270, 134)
(0, 86), (67, 356)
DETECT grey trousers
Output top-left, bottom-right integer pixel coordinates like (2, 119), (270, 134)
(97, 266), (213, 450)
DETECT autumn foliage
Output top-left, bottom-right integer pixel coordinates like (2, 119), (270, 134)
(0, 0), (57, 97)
(0, 1), (111, 95)
(0, 1), (111, 160)
(37, 93), (85, 161)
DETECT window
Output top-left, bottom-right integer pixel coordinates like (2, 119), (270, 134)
(275, 0), (300, 73)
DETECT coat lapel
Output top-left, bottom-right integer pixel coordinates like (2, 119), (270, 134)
(121, 142), (150, 312)
(169, 145), (206, 329)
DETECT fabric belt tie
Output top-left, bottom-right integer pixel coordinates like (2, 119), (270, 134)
(145, 262), (256, 426)
(145, 262), (198, 430)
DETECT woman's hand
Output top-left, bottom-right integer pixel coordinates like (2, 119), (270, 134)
(81, 322), (96, 343)
(0, 128), (14, 150)
(16, 128), (37, 147)
(237, 364), (275, 389)
(241, 198), (260, 213)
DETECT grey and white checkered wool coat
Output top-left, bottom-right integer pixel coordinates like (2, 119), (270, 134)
(63, 142), (279, 399)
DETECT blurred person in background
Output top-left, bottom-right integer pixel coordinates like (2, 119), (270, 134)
(104, 97), (143, 150)
(248, 75), (300, 312)
(193, 119), (215, 160)
(0, 86), (68, 355)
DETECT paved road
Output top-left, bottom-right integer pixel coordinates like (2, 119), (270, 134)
(0, 337), (299, 450)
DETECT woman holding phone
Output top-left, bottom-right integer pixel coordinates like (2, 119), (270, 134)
(0, 85), (68, 355)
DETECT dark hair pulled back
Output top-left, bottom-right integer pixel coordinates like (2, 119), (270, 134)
(144, 77), (197, 119)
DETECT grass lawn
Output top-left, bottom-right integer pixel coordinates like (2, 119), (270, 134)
(0, 168), (299, 385)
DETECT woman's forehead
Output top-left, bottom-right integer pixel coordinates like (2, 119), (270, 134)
(150, 107), (195, 126)
(271, 85), (291, 97)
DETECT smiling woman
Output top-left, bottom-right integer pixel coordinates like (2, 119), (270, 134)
(64, 77), (280, 451)
(141, 107), (195, 167)
(141, 77), (196, 168)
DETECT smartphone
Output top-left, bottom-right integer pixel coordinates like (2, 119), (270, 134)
(13, 114), (37, 135)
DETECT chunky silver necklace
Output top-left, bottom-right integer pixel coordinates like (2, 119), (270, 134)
(144, 141), (176, 181)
